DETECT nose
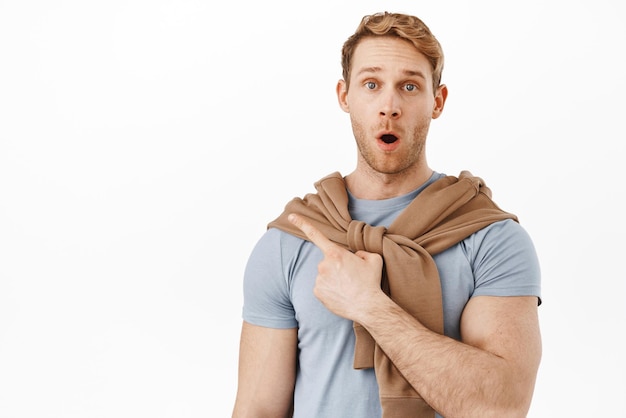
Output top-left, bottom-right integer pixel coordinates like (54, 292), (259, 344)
(379, 90), (401, 119)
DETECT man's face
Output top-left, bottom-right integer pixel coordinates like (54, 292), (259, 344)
(337, 36), (446, 176)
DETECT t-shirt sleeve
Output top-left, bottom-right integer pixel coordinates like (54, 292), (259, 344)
(242, 228), (299, 328)
(470, 219), (542, 304)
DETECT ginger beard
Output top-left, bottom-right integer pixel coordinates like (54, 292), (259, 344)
(350, 113), (432, 176)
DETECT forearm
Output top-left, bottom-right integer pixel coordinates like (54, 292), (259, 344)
(358, 294), (532, 418)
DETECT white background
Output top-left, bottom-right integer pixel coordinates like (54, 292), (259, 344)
(1, 0), (625, 416)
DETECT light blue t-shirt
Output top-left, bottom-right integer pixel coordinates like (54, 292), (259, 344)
(242, 172), (541, 418)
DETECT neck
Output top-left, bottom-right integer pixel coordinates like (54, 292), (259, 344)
(345, 165), (434, 200)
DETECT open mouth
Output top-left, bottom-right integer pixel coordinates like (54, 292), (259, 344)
(380, 134), (398, 144)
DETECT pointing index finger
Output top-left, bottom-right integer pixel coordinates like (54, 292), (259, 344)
(288, 213), (336, 254)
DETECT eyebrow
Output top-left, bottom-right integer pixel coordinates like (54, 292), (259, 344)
(356, 66), (427, 80)
(356, 66), (382, 76)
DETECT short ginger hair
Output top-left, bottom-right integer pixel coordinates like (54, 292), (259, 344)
(341, 12), (445, 94)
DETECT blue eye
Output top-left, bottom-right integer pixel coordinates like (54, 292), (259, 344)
(405, 84), (417, 92)
(366, 81), (377, 90)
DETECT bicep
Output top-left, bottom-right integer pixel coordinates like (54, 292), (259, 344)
(233, 321), (298, 418)
(461, 296), (542, 395)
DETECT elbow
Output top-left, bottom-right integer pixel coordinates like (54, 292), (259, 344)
(474, 370), (538, 418)
(487, 382), (537, 418)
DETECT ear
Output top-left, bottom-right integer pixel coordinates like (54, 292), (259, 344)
(432, 84), (448, 119)
(336, 79), (350, 113)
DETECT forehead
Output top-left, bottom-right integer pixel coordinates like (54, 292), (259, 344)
(351, 36), (432, 79)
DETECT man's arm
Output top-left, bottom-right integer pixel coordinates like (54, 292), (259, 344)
(288, 213), (541, 418)
(361, 293), (541, 418)
(232, 321), (298, 418)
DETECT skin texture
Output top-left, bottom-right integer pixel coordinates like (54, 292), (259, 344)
(232, 36), (542, 418)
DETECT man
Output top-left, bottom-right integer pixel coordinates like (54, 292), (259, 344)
(232, 11), (541, 418)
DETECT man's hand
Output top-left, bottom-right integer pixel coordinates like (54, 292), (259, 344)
(288, 213), (385, 320)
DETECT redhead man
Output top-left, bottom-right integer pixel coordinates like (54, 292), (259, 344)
(232, 11), (541, 418)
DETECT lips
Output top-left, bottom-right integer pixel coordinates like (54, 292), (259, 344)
(376, 132), (401, 152)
